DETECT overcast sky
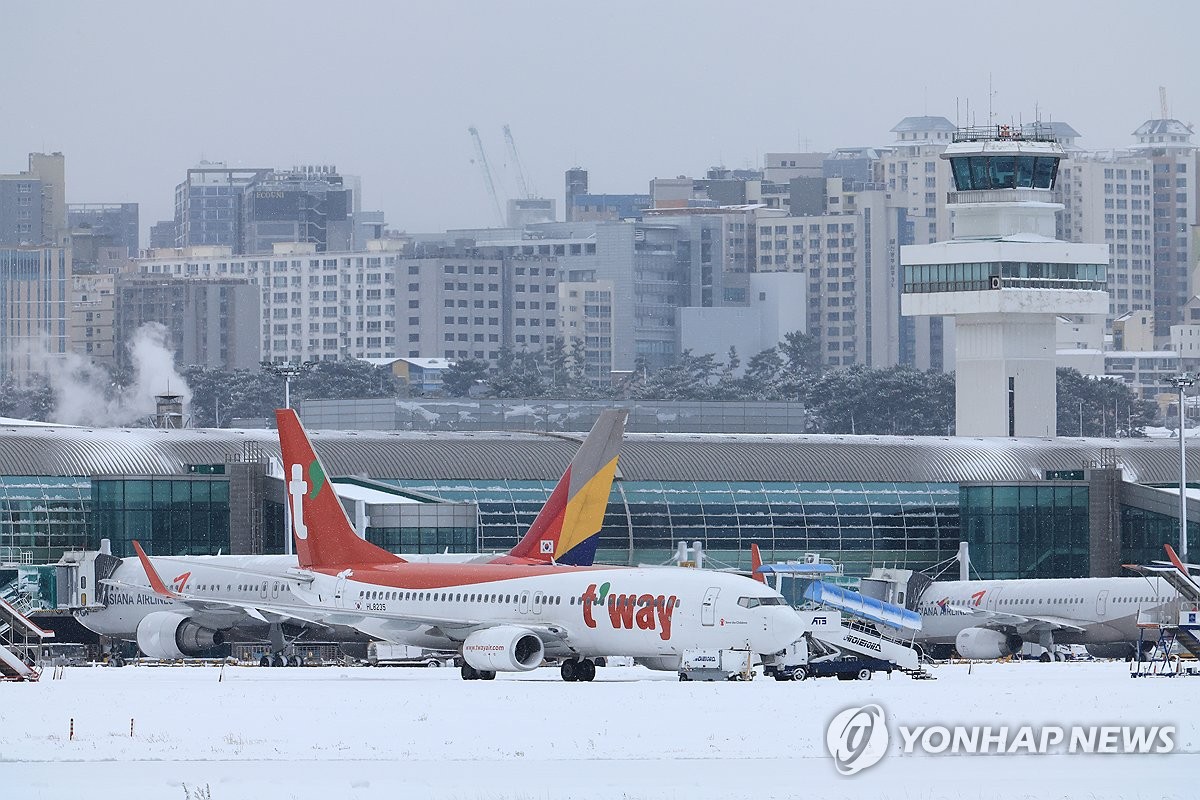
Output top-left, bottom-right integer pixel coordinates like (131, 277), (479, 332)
(4, 1), (1198, 238)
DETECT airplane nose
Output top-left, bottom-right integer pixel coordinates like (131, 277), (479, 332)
(768, 607), (807, 651)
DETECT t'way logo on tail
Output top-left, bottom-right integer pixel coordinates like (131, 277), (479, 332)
(580, 582), (677, 641)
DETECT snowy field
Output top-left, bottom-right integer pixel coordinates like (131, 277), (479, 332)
(2, 660), (1195, 800)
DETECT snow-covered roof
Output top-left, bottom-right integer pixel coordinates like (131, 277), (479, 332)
(331, 479), (420, 505)
(1133, 119), (1194, 137)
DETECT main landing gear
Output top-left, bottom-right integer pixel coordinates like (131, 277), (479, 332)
(560, 658), (597, 682)
(460, 663), (496, 681)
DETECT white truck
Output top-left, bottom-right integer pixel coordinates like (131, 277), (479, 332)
(367, 642), (454, 667)
(678, 648), (753, 681)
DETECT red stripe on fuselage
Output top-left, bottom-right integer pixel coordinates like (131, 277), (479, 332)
(316, 561), (611, 589)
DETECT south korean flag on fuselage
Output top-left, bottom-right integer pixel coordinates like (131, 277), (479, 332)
(540, 539), (555, 555)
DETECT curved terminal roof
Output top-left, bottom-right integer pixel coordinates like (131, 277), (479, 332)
(0, 425), (1188, 484)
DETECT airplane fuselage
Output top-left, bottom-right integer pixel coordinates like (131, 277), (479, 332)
(914, 576), (1176, 646)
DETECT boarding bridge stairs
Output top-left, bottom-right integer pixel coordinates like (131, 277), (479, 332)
(0, 593), (52, 681)
(812, 617), (921, 671)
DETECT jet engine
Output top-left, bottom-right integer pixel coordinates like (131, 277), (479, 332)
(636, 656), (681, 672)
(461, 626), (545, 672)
(954, 627), (1023, 660)
(136, 611), (226, 659)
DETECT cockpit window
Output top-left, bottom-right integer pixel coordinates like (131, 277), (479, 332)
(739, 596), (786, 608)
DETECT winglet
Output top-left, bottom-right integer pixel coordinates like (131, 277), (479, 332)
(132, 541), (180, 599)
(750, 543), (766, 583)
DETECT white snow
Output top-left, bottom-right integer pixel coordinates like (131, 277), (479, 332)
(3, 661), (1195, 799)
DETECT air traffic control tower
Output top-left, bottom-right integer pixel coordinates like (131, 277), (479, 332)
(901, 124), (1109, 437)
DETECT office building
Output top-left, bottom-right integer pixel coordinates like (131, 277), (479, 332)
(114, 275), (261, 370)
(0, 246), (71, 381)
(173, 162), (270, 249)
(67, 203), (139, 257)
(1, 152), (67, 247)
(241, 165), (354, 254)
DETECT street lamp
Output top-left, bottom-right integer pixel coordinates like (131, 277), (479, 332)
(1170, 373), (1195, 559)
(262, 360), (315, 556)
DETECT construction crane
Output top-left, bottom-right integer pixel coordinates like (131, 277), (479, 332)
(503, 124), (535, 199)
(1160, 86), (1170, 120)
(468, 126), (505, 226)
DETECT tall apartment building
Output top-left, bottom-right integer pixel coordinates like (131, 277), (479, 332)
(115, 276), (260, 370)
(879, 116), (957, 371)
(559, 279), (615, 381)
(756, 179), (901, 368)
(0, 246), (71, 381)
(1, 152), (67, 247)
(1129, 118), (1198, 339)
(70, 273), (116, 366)
(1056, 151), (1153, 323)
(133, 243), (404, 364)
(67, 203), (139, 257)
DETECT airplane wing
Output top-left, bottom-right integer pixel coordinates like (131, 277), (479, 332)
(128, 541), (573, 646)
(943, 604), (1086, 635)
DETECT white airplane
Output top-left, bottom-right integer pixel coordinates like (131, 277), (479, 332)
(115, 409), (808, 680)
(867, 546), (1200, 661)
(77, 409), (628, 665)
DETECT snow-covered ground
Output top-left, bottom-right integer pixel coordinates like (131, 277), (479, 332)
(3, 660), (1195, 799)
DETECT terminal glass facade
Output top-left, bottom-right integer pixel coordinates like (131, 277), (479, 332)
(959, 484), (1090, 579)
(383, 479), (962, 577)
(1120, 504), (1199, 567)
(92, 478), (231, 558)
(0, 477), (91, 565)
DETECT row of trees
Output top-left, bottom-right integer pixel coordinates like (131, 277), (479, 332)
(0, 340), (1160, 437)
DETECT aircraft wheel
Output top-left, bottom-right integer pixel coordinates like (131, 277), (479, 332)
(260, 655), (271, 668)
(273, 653), (288, 668)
(479, 670), (497, 681)
(1039, 652), (1052, 663)
(791, 666), (808, 681)
(678, 673), (690, 682)
(578, 659), (597, 682)
(856, 668), (872, 681)
(294, 656), (306, 668)
(461, 663), (479, 681)
(560, 659), (578, 682)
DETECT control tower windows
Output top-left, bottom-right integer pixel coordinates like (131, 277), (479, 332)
(950, 156), (1060, 191)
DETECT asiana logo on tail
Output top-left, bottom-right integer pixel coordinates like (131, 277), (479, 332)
(579, 582), (678, 641)
(286, 459), (326, 540)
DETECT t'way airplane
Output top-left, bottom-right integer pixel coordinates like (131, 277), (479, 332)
(78, 409), (628, 664)
(124, 409), (807, 681)
(891, 547), (1198, 661)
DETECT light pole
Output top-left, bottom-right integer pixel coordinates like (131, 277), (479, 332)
(1171, 373), (1195, 559)
(262, 361), (315, 556)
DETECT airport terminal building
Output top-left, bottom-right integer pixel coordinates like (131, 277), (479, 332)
(0, 421), (1196, 586)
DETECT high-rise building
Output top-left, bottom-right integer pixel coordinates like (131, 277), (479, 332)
(0, 246), (71, 381)
(70, 273), (116, 366)
(132, 242), (407, 363)
(67, 203), (139, 257)
(241, 165), (354, 254)
(1056, 149), (1154, 324)
(880, 116), (957, 371)
(1, 152), (68, 247)
(901, 124), (1109, 437)
(1129, 118), (1197, 339)
(564, 168), (588, 221)
(756, 178), (903, 368)
(115, 275), (261, 370)
(173, 162), (270, 249)
(149, 220), (177, 250)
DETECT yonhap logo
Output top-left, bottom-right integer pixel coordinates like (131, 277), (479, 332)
(826, 704), (889, 775)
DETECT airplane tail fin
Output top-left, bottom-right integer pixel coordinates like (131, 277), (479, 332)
(275, 408), (401, 570)
(750, 543), (766, 583)
(506, 409), (628, 566)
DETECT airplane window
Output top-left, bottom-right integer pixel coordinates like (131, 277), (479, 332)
(505, 595), (511, 603)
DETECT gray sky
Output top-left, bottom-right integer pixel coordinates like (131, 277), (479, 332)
(5, 1), (1199, 237)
